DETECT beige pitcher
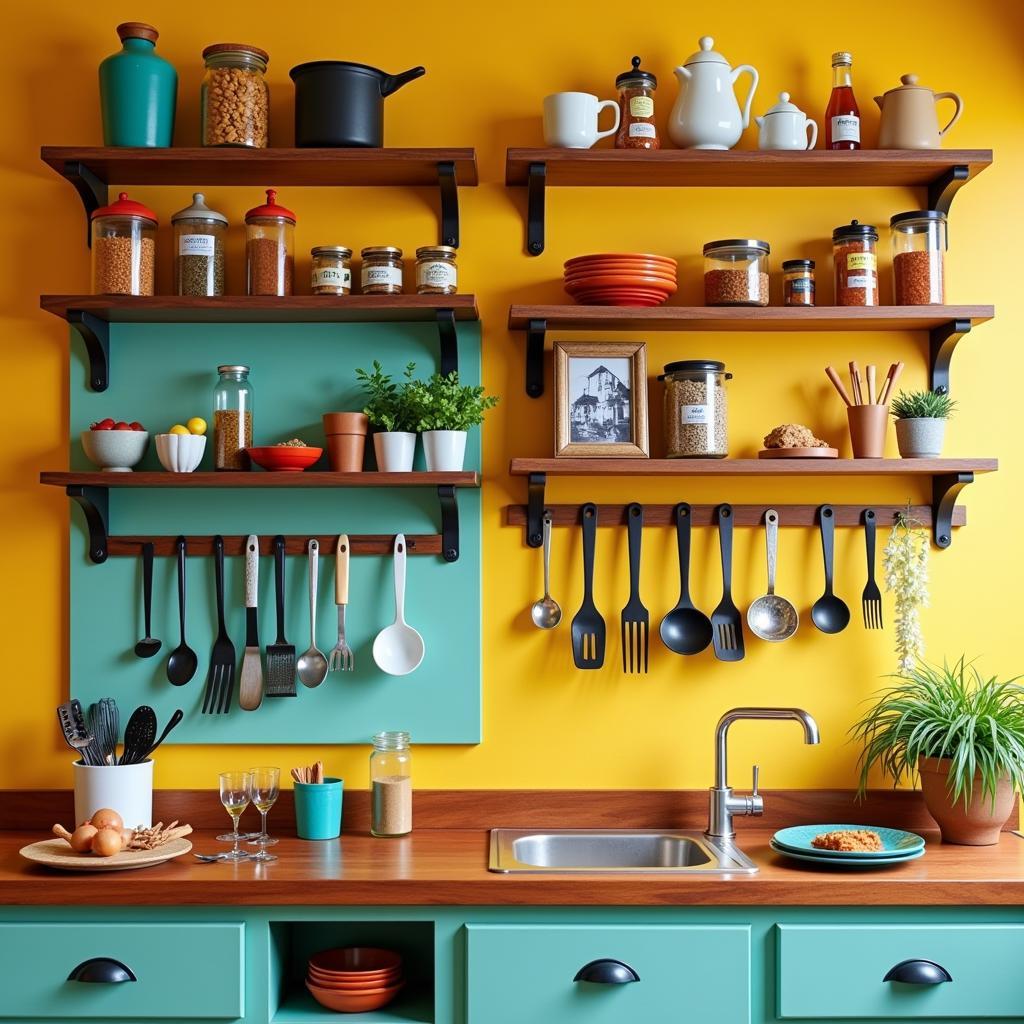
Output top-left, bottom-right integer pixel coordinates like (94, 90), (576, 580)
(874, 74), (963, 149)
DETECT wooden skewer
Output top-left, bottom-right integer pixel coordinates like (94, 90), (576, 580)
(849, 361), (864, 405)
(825, 365), (854, 406)
(866, 364), (877, 404)
(879, 361), (905, 406)
(876, 363), (896, 405)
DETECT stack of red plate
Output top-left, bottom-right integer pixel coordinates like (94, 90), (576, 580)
(564, 253), (677, 306)
(305, 947), (405, 1013)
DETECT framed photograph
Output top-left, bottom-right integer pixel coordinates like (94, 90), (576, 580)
(553, 342), (649, 458)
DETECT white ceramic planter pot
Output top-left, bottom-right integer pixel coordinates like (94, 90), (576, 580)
(73, 759), (153, 828)
(422, 430), (467, 472)
(373, 431), (416, 472)
(895, 417), (946, 458)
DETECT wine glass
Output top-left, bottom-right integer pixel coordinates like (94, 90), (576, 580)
(217, 770), (254, 861)
(246, 766), (280, 862)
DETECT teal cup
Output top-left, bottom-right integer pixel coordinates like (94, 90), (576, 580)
(294, 778), (343, 840)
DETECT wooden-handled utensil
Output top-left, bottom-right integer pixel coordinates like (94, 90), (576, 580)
(238, 535), (264, 711)
(848, 361), (864, 405)
(878, 361), (905, 405)
(825, 365), (854, 406)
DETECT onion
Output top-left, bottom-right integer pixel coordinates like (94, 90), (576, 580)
(91, 828), (123, 857)
(89, 808), (123, 832)
(70, 824), (98, 853)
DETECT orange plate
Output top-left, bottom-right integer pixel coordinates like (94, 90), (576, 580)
(307, 970), (403, 990)
(565, 267), (677, 283)
(565, 252), (677, 267)
(306, 979), (405, 1013)
(246, 446), (322, 472)
(571, 287), (670, 299)
(309, 947), (403, 974)
(573, 294), (667, 307)
(565, 273), (676, 290)
(758, 448), (840, 459)
(308, 963), (402, 982)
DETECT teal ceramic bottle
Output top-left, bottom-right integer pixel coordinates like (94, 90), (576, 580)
(99, 22), (177, 147)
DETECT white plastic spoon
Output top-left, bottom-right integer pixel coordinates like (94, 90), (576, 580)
(372, 534), (425, 676)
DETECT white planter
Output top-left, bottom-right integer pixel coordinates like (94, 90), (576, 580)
(373, 431), (416, 472)
(895, 417), (946, 458)
(422, 430), (467, 472)
(73, 759), (153, 829)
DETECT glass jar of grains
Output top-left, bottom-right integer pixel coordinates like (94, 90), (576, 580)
(659, 360), (732, 458)
(782, 258), (815, 307)
(90, 192), (157, 296)
(245, 189), (295, 296)
(213, 364), (253, 471)
(361, 246), (404, 295)
(890, 210), (946, 305)
(414, 245), (457, 295)
(370, 731), (412, 837)
(703, 239), (770, 306)
(832, 220), (879, 306)
(615, 56), (659, 149)
(172, 193), (227, 296)
(310, 246), (353, 295)
(201, 43), (269, 148)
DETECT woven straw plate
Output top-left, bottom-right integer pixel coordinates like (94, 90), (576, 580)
(19, 837), (192, 872)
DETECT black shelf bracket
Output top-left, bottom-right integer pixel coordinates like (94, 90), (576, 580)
(437, 161), (460, 248)
(526, 473), (547, 547)
(63, 161), (107, 247)
(928, 165), (970, 215)
(437, 485), (460, 562)
(66, 484), (109, 564)
(929, 318), (971, 396)
(68, 309), (110, 392)
(526, 319), (547, 398)
(436, 308), (458, 377)
(527, 162), (547, 256)
(932, 471), (973, 549)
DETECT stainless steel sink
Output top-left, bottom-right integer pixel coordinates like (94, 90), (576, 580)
(488, 828), (758, 874)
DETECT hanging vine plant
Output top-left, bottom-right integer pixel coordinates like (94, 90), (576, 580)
(883, 506), (930, 671)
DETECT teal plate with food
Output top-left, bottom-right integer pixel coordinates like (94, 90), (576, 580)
(772, 824), (926, 858)
(769, 839), (926, 867)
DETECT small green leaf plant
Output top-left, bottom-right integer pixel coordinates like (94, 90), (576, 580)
(405, 371), (499, 432)
(354, 361), (418, 433)
(883, 506), (929, 672)
(889, 389), (957, 420)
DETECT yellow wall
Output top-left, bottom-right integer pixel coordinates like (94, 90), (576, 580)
(4, 2), (1022, 791)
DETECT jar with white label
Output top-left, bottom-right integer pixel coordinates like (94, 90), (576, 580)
(658, 360), (732, 458)
(172, 193), (227, 296)
(832, 220), (878, 306)
(615, 56), (659, 150)
(361, 246), (404, 295)
(310, 246), (353, 295)
(415, 246), (457, 295)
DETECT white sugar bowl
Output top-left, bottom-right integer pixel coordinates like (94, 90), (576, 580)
(756, 92), (818, 150)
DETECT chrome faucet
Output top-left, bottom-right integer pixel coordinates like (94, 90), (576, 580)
(705, 707), (820, 840)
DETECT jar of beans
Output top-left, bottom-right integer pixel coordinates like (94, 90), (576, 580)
(311, 246), (353, 295)
(832, 220), (879, 306)
(782, 259), (815, 306)
(245, 189), (295, 296)
(891, 210), (946, 305)
(201, 43), (269, 148)
(704, 240), (770, 306)
(658, 360), (732, 458)
(213, 364), (253, 471)
(172, 193), (227, 296)
(615, 56), (659, 150)
(415, 246), (457, 295)
(361, 246), (404, 295)
(90, 192), (157, 296)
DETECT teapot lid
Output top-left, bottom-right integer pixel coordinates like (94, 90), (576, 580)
(885, 73), (930, 94)
(617, 56), (657, 88)
(763, 92), (803, 115)
(684, 36), (729, 66)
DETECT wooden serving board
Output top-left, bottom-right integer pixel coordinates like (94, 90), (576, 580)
(759, 448), (839, 459)
(19, 837), (192, 872)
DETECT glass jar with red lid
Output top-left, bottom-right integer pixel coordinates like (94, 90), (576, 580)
(245, 189), (295, 296)
(91, 191), (157, 295)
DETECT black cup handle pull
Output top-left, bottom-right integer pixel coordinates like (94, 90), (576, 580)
(574, 958), (641, 984)
(883, 958), (952, 985)
(67, 957), (137, 983)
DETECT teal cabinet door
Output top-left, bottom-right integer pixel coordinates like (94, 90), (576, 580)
(466, 924), (750, 1024)
(777, 924), (1024, 1019)
(0, 922), (244, 1019)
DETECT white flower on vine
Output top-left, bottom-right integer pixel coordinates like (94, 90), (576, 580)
(883, 509), (930, 671)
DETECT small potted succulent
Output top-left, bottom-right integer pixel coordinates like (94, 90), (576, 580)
(851, 657), (1024, 845)
(406, 371), (499, 472)
(355, 361), (419, 472)
(890, 390), (956, 458)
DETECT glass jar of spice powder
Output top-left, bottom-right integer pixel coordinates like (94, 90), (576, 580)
(361, 246), (404, 295)
(245, 189), (295, 296)
(415, 245), (457, 295)
(172, 193), (227, 297)
(891, 210), (946, 305)
(615, 56), (659, 149)
(370, 731), (412, 838)
(782, 259), (815, 306)
(310, 246), (352, 295)
(833, 220), (878, 306)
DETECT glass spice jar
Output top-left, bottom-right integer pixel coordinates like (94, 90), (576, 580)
(361, 246), (404, 295)
(310, 245), (353, 295)
(370, 731), (412, 838)
(782, 259), (815, 307)
(891, 210), (946, 305)
(201, 43), (269, 148)
(245, 189), (295, 296)
(703, 239), (770, 306)
(415, 245), (457, 295)
(833, 220), (879, 306)
(172, 192), (227, 297)
(615, 56), (659, 149)
(90, 192), (157, 296)
(658, 360), (732, 458)
(213, 365), (253, 471)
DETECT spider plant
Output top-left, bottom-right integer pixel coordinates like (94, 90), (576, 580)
(851, 657), (1024, 808)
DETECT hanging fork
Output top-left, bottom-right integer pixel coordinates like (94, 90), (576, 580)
(328, 534), (354, 672)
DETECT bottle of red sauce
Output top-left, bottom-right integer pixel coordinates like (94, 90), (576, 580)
(825, 51), (861, 150)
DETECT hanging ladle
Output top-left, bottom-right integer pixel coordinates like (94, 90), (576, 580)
(811, 505), (851, 634)
(747, 509), (799, 642)
(659, 502), (713, 655)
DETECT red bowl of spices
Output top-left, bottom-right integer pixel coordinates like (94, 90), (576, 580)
(247, 443), (323, 472)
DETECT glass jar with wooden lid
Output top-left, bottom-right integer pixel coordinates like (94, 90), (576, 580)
(415, 245), (457, 295)
(201, 43), (269, 148)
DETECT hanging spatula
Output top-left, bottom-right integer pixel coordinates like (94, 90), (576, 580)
(238, 535), (264, 711)
(265, 535), (297, 697)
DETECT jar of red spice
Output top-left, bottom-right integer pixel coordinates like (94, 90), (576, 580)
(782, 259), (815, 306)
(245, 189), (295, 296)
(891, 210), (946, 305)
(615, 56), (659, 150)
(832, 220), (878, 306)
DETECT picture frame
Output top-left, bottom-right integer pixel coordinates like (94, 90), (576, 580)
(553, 341), (649, 458)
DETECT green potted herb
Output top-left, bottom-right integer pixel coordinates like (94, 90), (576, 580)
(851, 657), (1024, 845)
(355, 361), (418, 472)
(406, 371), (499, 471)
(890, 389), (956, 458)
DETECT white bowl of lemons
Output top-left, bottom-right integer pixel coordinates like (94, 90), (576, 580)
(155, 418), (207, 473)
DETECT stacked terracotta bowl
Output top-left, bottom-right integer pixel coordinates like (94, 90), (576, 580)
(305, 947), (405, 1013)
(564, 252), (678, 306)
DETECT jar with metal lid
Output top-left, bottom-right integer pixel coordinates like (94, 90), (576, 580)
(213, 365), (253, 471)
(201, 43), (269, 148)
(833, 220), (878, 306)
(658, 360), (732, 458)
(704, 240), (770, 306)
(370, 731), (412, 837)
(172, 192), (227, 296)
(415, 246), (457, 295)
(615, 56), (659, 150)
(311, 246), (353, 295)
(891, 210), (946, 305)
(90, 191), (157, 296)
(361, 246), (404, 295)
(245, 189), (295, 296)
(782, 259), (815, 307)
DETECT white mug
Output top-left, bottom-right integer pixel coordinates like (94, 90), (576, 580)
(543, 92), (621, 149)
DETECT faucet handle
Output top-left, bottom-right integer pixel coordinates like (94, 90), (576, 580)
(750, 764), (764, 817)
(752, 764), (760, 797)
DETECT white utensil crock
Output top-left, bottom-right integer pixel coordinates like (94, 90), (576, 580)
(373, 431), (416, 472)
(73, 759), (153, 829)
(422, 430), (467, 471)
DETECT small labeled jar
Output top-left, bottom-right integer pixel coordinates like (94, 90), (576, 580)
(201, 43), (269, 148)
(833, 220), (879, 306)
(310, 245), (353, 295)
(370, 731), (412, 837)
(891, 210), (946, 305)
(658, 360), (732, 458)
(361, 246), (404, 295)
(213, 364), (253, 471)
(245, 189), (295, 296)
(415, 245), (457, 295)
(615, 56), (659, 150)
(703, 240), (770, 306)
(172, 193), (227, 296)
(782, 259), (815, 307)
(90, 192), (157, 296)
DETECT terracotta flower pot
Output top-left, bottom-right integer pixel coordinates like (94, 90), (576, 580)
(322, 412), (368, 472)
(918, 756), (1015, 845)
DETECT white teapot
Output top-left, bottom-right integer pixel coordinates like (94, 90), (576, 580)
(668, 36), (759, 150)
(756, 92), (818, 150)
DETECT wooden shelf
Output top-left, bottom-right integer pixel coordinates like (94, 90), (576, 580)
(42, 471), (479, 488)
